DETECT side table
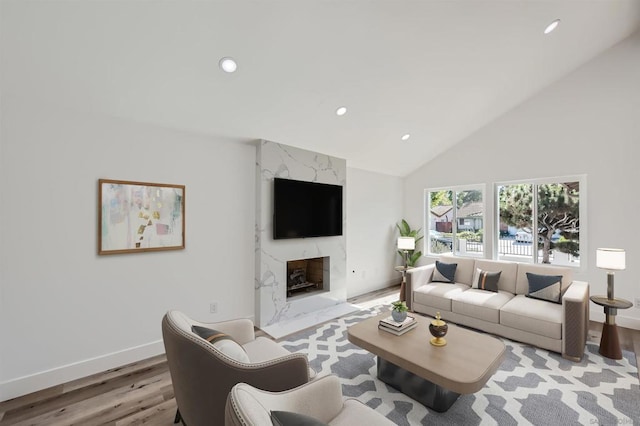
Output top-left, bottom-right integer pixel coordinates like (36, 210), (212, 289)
(590, 295), (633, 359)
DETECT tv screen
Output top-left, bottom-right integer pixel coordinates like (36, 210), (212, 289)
(273, 178), (343, 239)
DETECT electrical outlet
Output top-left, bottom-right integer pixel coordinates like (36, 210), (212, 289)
(210, 302), (218, 314)
(635, 298), (640, 309)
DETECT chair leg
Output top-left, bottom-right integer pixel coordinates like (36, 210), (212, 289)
(174, 408), (182, 424)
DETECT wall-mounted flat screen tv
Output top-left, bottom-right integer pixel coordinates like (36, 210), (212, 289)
(273, 178), (343, 239)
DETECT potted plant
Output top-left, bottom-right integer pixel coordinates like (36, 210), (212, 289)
(391, 300), (408, 322)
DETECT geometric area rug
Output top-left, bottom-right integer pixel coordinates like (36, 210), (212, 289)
(280, 305), (640, 425)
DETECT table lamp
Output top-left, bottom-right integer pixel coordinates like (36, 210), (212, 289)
(596, 248), (625, 300)
(398, 237), (415, 269)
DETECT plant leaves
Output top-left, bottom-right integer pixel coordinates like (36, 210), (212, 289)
(409, 251), (422, 266)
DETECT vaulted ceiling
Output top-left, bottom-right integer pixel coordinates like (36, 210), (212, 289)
(3, 0), (640, 176)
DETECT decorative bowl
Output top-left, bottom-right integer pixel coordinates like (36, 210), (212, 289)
(429, 312), (448, 346)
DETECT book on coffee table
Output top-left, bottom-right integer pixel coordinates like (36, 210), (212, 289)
(379, 315), (415, 329)
(378, 320), (417, 336)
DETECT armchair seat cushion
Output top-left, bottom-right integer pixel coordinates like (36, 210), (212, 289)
(451, 289), (514, 324)
(243, 337), (317, 379)
(500, 295), (562, 340)
(413, 283), (469, 312)
(243, 337), (292, 362)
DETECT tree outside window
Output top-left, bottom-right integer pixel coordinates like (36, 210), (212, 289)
(498, 180), (580, 265)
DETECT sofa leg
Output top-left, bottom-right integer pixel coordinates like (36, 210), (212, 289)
(174, 408), (182, 424)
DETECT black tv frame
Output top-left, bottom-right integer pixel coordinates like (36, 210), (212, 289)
(273, 178), (343, 240)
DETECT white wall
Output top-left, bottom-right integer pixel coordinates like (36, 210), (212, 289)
(346, 168), (404, 298)
(405, 31), (640, 329)
(0, 97), (256, 400)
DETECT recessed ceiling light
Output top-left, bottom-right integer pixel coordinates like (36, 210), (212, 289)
(544, 19), (560, 35)
(401, 134), (411, 141)
(336, 106), (347, 116)
(219, 57), (238, 73)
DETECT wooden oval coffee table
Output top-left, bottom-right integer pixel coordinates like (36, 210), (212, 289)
(347, 312), (505, 412)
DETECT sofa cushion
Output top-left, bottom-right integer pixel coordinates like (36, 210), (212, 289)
(515, 263), (573, 295)
(192, 325), (251, 363)
(471, 268), (501, 292)
(451, 289), (514, 323)
(432, 261), (457, 283)
(500, 294), (562, 340)
(413, 283), (469, 312)
(474, 259), (518, 294)
(525, 272), (562, 304)
(439, 255), (476, 285)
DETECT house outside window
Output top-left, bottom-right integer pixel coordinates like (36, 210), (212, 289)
(496, 176), (583, 267)
(426, 185), (485, 257)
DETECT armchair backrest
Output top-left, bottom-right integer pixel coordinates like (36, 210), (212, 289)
(225, 375), (344, 426)
(162, 311), (235, 426)
(225, 375), (396, 426)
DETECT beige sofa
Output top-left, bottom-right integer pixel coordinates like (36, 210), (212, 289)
(406, 255), (589, 361)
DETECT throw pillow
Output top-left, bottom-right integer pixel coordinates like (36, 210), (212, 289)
(432, 261), (457, 283)
(525, 272), (563, 304)
(271, 411), (328, 426)
(471, 268), (501, 292)
(191, 325), (251, 363)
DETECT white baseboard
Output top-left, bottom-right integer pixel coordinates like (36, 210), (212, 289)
(347, 278), (400, 299)
(589, 308), (640, 330)
(0, 340), (165, 402)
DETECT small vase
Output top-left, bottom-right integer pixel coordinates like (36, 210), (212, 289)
(429, 312), (448, 346)
(391, 310), (407, 323)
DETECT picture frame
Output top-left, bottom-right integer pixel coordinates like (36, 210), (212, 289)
(98, 179), (185, 255)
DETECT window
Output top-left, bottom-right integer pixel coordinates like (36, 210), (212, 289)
(496, 176), (583, 267)
(426, 185), (485, 257)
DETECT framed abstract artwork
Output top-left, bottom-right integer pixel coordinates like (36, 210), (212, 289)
(98, 179), (185, 255)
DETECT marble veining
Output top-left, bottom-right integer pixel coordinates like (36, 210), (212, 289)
(255, 140), (347, 332)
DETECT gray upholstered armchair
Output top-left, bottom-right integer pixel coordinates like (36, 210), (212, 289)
(162, 310), (315, 426)
(225, 374), (396, 426)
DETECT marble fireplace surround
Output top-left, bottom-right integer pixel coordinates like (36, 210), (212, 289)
(255, 140), (358, 339)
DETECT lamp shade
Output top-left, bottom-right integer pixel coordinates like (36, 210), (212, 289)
(596, 248), (625, 270)
(398, 237), (415, 250)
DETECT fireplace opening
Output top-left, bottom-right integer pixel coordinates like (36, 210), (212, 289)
(286, 256), (329, 299)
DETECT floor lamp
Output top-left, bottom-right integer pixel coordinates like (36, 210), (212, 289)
(596, 248), (625, 300)
(592, 248), (631, 359)
(397, 237), (415, 302)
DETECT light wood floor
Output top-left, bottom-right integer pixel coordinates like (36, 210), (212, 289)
(1, 285), (639, 426)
